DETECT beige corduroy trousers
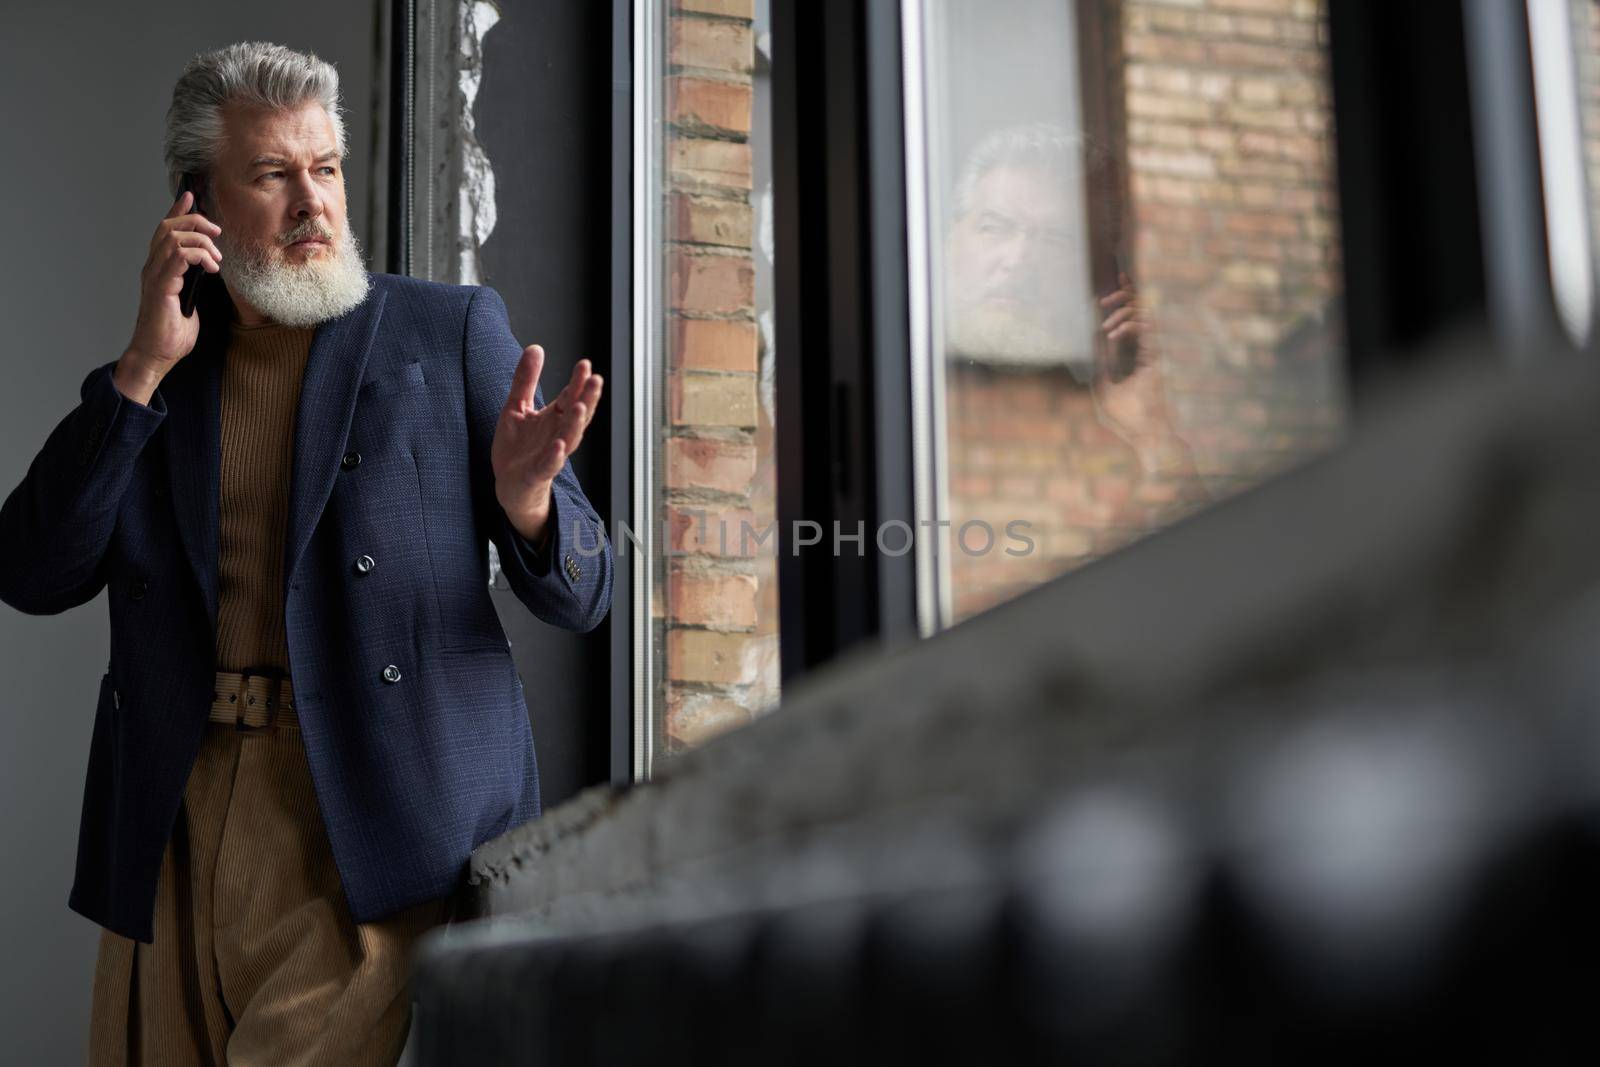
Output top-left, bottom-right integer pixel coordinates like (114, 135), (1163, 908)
(86, 701), (450, 1066)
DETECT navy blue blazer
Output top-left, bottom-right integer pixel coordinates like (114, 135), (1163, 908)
(0, 273), (613, 942)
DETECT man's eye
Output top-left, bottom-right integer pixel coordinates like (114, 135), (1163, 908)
(319, 167), (337, 175)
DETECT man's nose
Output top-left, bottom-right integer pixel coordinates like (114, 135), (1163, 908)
(991, 234), (1028, 274)
(289, 173), (325, 220)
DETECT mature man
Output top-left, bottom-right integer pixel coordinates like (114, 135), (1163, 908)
(0, 42), (612, 1063)
(941, 123), (1207, 609)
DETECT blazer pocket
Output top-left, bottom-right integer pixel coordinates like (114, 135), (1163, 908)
(438, 642), (513, 657)
(358, 360), (427, 400)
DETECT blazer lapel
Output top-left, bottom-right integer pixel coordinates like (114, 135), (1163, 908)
(163, 321), (226, 634)
(283, 283), (388, 592)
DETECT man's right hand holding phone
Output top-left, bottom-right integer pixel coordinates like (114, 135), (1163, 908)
(113, 189), (224, 406)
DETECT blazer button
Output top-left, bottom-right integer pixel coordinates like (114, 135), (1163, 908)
(354, 554), (376, 574)
(128, 579), (148, 601)
(382, 664), (402, 683)
(341, 451), (362, 470)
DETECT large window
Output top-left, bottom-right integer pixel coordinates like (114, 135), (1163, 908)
(636, 0), (1349, 768)
(1531, 0), (1599, 345)
(908, 0), (1347, 625)
(639, 0), (779, 769)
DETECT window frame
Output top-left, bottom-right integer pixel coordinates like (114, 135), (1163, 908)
(770, 0), (921, 683)
(381, 0), (1563, 784)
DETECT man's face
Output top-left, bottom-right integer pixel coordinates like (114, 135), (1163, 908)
(948, 165), (1077, 309)
(944, 163), (1096, 364)
(205, 100), (369, 327)
(210, 100), (346, 267)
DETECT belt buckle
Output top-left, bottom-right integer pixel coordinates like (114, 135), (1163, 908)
(235, 665), (287, 733)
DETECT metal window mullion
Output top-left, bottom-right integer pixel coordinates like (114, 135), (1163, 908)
(1463, 0), (1563, 361)
(901, 0), (951, 636)
(631, 0), (661, 782)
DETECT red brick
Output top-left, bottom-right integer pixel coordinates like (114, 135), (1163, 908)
(665, 436), (756, 493)
(668, 629), (758, 684)
(669, 567), (758, 627)
(1211, 0), (1301, 14)
(668, 370), (757, 428)
(1224, 210), (1302, 238)
(1208, 40), (1311, 71)
(666, 504), (759, 556)
(1126, 91), (1213, 123)
(672, 317), (758, 371)
(671, 191), (753, 248)
(674, 0), (752, 17)
(668, 76), (752, 136)
(669, 137), (752, 191)
(670, 17), (754, 74)
(664, 687), (752, 749)
(1125, 34), (1209, 65)
(669, 250), (754, 314)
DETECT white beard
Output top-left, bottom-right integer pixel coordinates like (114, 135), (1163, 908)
(946, 298), (1096, 373)
(217, 220), (371, 328)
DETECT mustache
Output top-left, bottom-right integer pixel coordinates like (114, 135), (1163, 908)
(279, 221), (337, 245)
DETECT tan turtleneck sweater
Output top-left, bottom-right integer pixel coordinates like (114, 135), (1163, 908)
(216, 321), (316, 673)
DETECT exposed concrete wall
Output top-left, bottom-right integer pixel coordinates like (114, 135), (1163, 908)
(405, 0), (503, 288)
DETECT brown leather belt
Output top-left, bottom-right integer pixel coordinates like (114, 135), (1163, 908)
(209, 668), (298, 731)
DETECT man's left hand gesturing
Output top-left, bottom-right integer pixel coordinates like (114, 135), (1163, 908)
(492, 344), (604, 549)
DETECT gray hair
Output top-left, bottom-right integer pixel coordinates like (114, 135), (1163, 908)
(950, 121), (1122, 246)
(163, 41), (347, 209)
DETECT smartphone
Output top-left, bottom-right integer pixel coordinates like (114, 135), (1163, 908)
(177, 173), (206, 318)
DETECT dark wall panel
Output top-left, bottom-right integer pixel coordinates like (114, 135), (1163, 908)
(476, 0), (616, 806)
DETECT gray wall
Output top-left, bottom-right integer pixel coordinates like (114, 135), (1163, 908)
(0, 3), (377, 1061)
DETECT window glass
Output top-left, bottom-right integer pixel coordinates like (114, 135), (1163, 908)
(916, 0), (1348, 623)
(645, 0), (779, 765)
(1530, 0), (1598, 344)
(1574, 0), (1600, 297)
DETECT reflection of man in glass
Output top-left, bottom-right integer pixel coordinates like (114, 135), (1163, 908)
(945, 122), (1201, 482)
(946, 123), (1107, 372)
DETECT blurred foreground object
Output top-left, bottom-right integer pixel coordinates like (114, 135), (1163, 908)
(417, 338), (1600, 1063)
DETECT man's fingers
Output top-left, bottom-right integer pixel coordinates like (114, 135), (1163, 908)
(1099, 288), (1133, 309)
(169, 231), (224, 261)
(544, 438), (569, 479)
(1102, 306), (1138, 331)
(165, 190), (192, 220)
(566, 372), (603, 431)
(173, 214), (223, 237)
(578, 374), (603, 429)
(151, 213), (222, 254)
(507, 344), (544, 414)
(162, 210), (222, 236)
(162, 246), (221, 280)
(563, 402), (589, 450)
(547, 358), (593, 415)
(150, 247), (219, 299)
(523, 437), (567, 484)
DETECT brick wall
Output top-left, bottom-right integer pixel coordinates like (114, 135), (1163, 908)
(947, 0), (1345, 621)
(654, 0), (1348, 711)
(1573, 0), (1600, 273)
(660, 0), (780, 751)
